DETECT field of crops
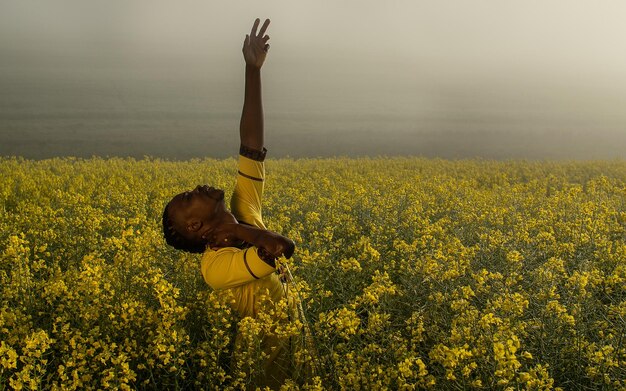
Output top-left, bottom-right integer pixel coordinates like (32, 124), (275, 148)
(1, 156), (625, 390)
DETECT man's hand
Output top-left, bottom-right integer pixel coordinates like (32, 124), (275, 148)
(242, 18), (270, 69)
(207, 223), (242, 250)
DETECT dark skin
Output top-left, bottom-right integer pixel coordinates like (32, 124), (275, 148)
(167, 19), (294, 260)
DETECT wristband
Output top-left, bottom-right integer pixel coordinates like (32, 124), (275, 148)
(239, 145), (267, 162)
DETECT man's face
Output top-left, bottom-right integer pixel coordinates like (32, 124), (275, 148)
(167, 185), (237, 247)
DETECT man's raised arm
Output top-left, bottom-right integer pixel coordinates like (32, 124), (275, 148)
(240, 18), (270, 152)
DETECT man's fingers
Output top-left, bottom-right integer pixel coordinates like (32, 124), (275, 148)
(251, 18), (260, 37)
(264, 44), (270, 53)
(263, 35), (270, 43)
(258, 18), (270, 37)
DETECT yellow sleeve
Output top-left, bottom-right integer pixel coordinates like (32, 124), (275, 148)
(231, 155), (266, 229)
(200, 247), (276, 290)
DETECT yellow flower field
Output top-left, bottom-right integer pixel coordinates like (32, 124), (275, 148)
(1, 157), (625, 390)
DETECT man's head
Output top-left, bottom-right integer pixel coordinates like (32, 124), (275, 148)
(162, 185), (237, 253)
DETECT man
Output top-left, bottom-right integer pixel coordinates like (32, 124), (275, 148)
(162, 19), (303, 388)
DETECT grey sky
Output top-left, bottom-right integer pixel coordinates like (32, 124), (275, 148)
(1, 0), (625, 158)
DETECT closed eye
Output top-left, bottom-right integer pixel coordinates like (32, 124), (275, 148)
(188, 221), (201, 232)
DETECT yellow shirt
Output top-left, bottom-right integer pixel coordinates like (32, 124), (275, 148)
(200, 154), (285, 318)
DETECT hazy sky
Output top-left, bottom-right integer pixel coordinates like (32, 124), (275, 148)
(1, 0), (625, 158)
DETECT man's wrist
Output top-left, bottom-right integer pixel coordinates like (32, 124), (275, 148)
(234, 224), (251, 243)
(245, 64), (262, 73)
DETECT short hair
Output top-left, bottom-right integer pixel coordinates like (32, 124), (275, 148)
(162, 201), (206, 254)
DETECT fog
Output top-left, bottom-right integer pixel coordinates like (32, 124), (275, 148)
(1, 0), (625, 159)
